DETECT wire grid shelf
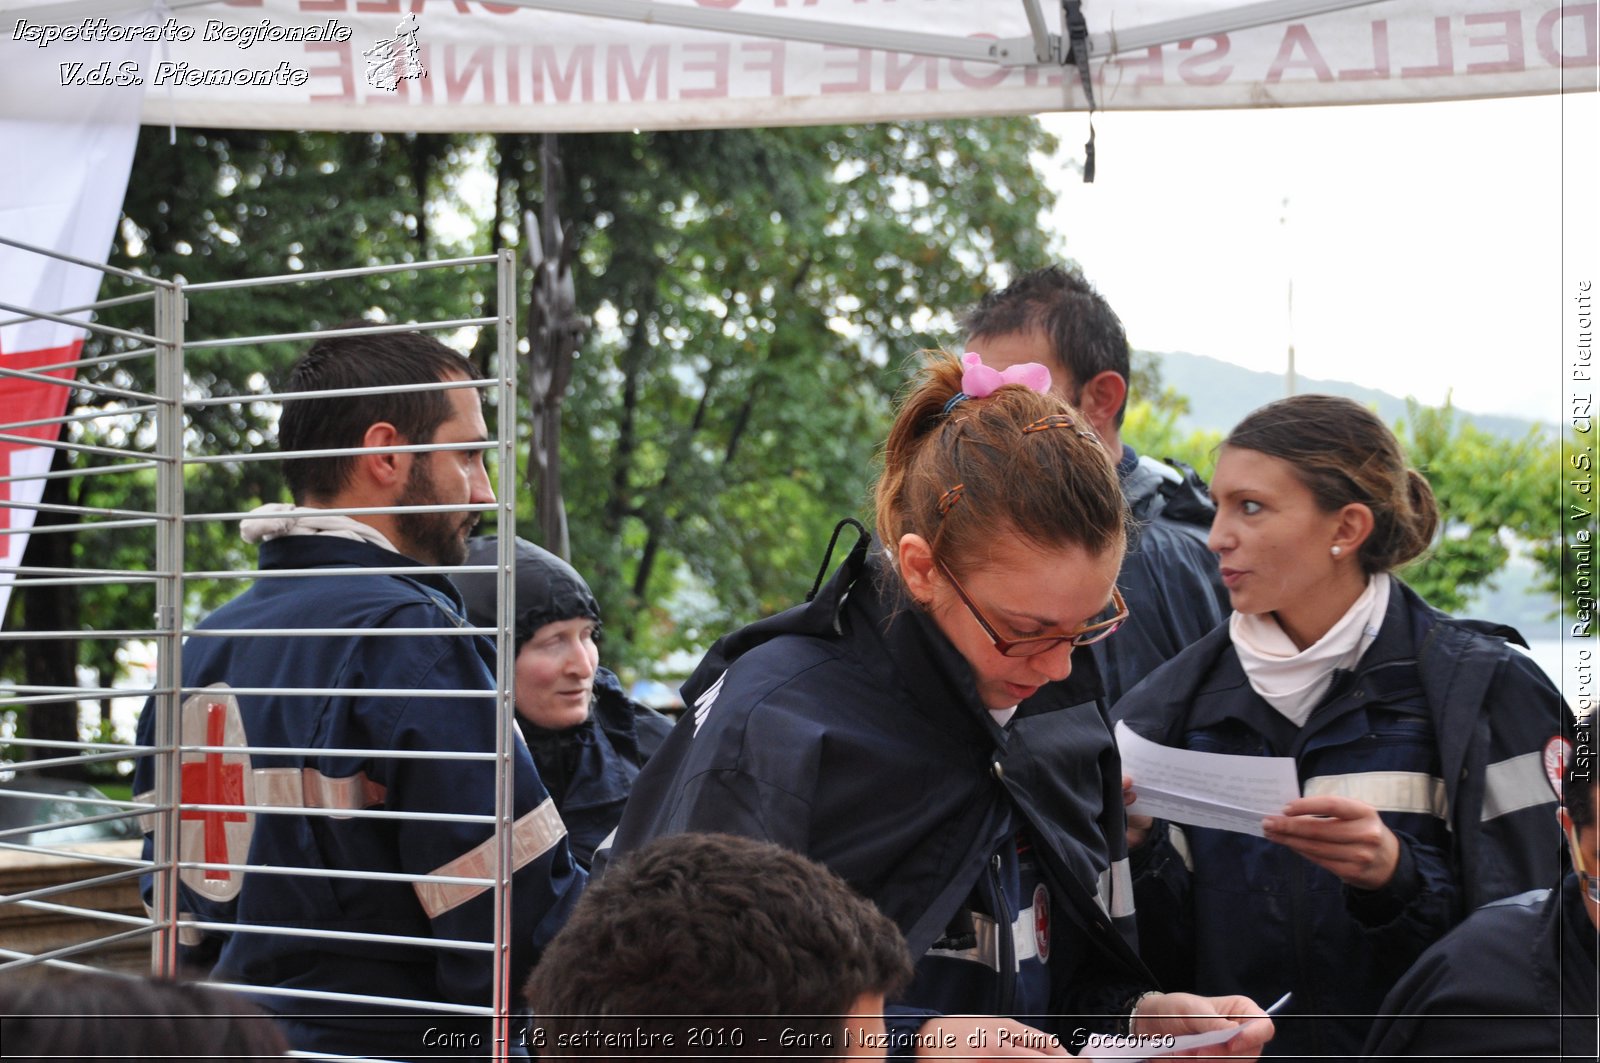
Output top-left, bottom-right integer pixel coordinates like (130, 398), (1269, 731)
(0, 239), (527, 1059)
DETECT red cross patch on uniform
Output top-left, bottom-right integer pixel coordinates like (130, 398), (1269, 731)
(178, 686), (254, 902)
(1544, 736), (1573, 801)
(1032, 882), (1050, 963)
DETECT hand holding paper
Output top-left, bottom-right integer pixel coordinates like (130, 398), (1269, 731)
(1081, 992), (1288, 1062)
(1114, 722), (1300, 838)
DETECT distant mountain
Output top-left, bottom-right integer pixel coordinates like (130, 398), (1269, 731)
(1149, 350), (1549, 440)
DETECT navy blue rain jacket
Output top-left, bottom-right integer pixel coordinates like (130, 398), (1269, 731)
(133, 536), (585, 1061)
(1096, 448), (1230, 707)
(1364, 876), (1598, 1060)
(1116, 578), (1568, 1061)
(602, 528), (1156, 1047)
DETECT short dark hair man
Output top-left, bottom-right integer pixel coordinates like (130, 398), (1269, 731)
(526, 832), (914, 1060)
(1364, 720), (1598, 1060)
(133, 329), (585, 1061)
(964, 266), (1229, 705)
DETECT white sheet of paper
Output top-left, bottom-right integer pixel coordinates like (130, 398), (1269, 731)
(1115, 721), (1301, 838)
(1081, 994), (1292, 1062)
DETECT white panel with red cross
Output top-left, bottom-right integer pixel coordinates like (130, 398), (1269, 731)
(178, 686), (255, 903)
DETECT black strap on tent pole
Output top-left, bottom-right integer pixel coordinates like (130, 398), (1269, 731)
(1062, 0), (1097, 183)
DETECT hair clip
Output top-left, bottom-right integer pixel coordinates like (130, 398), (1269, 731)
(960, 351), (1052, 398)
(1022, 414), (1098, 441)
(943, 352), (1051, 416)
(936, 483), (966, 517)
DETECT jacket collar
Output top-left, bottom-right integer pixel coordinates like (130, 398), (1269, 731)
(679, 523), (1106, 743)
(257, 535), (470, 613)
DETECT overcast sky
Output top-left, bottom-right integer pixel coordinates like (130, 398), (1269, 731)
(1038, 91), (1596, 424)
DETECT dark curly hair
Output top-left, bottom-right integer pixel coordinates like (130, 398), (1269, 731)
(525, 833), (912, 1059)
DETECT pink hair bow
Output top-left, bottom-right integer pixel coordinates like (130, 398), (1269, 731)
(959, 351), (1052, 398)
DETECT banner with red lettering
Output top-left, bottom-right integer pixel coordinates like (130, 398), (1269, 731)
(0, 21), (148, 625)
(3, 0), (1595, 134)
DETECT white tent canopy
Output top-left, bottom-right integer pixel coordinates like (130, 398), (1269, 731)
(3, 0), (1594, 132)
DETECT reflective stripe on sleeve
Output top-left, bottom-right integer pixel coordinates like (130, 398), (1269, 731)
(1095, 857), (1135, 919)
(252, 767), (386, 818)
(1480, 752), (1557, 821)
(413, 797), (568, 919)
(1302, 771), (1448, 818)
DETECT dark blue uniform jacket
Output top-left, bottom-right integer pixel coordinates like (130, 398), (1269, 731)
(1097, 447), (1230, 707)
(133, 536), (585, 1061)
(1365, 876), (1598, 1060)
(1116, 578), (1567, 1061)
(602, 530), (1156, 1047)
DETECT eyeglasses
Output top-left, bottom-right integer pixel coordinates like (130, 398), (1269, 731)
(937, 561), (1129, 658)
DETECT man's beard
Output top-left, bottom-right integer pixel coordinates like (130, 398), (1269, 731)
(394, 455), (477, 567)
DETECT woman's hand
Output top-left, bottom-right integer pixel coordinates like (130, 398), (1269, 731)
(1122, 774), (1154, 850)
(1262, 795), (1400, 890)
(1130, 992), (1275, 1060)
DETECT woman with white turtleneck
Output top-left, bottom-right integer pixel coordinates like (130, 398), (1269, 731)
(1115, 394), (1569, 1063)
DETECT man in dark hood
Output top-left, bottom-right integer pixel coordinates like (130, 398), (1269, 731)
(455, 536), (673, 866)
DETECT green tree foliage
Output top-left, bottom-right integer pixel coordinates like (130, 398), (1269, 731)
(1524, 430), (1592, 623)
(2, 120), (1064, 754)
(1396, 399), (1560, 614)
(1, 129), (483, 766)
(1122, 398), (1223, 479)
(494, 123), (1061, 669)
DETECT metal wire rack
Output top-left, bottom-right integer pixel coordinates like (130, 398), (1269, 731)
(0, 238), (526, 1060)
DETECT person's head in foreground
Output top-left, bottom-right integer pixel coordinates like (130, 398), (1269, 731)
(0, 970), (288, 1061)
(875, 351), (1128, 711)
(457, 535), (602, 732)
(525, 832), (913, 1060)
(280, 328), (491, 567)
(1210, 393), (1438, 649)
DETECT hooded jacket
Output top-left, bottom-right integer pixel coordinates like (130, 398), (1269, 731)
(602, 526), (1155, 1044)
(1364, 876), (1598, 1060)
(1115, 578), (1566, 1061)
(455, 536), (673, 866)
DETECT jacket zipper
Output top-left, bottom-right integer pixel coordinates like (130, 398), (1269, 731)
(992, 852), (1016, 1017)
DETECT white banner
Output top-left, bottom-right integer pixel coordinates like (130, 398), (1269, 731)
(0, 23), (148, 625)
(1, 0), (1594, 133)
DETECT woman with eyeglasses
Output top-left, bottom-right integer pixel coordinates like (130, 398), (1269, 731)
(1115, 394), (1569, 1062)
(602, 352), (1273, 1061)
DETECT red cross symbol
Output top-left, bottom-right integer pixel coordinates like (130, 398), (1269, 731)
(180, 702), (247, 882)
(0, 340), (81, 537)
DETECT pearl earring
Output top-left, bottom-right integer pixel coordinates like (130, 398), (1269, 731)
(1331, 545), (1343, 557)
